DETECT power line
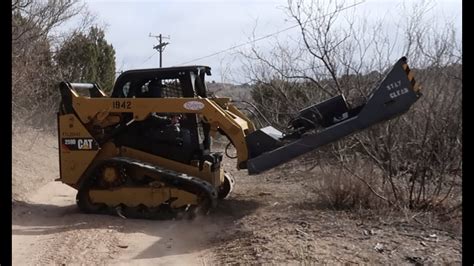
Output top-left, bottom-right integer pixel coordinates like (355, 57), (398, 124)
(118, 50), (157, 71)
(179, 25), (299, 65)
(178, 0), (366, 66)
(139, 50), (158, 67)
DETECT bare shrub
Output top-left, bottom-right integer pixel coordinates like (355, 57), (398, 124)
(311, 159), (384, 210)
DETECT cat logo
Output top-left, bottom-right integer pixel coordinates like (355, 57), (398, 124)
(62, 138), (98, 151)
(78, 139), (94, 150)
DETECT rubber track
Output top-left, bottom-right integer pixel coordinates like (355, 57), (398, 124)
(77, 156), (218, 219)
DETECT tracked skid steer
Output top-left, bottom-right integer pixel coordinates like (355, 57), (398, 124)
(57, 57), (421, 219)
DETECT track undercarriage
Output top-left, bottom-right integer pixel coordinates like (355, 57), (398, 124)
(76, 157), (235, 219)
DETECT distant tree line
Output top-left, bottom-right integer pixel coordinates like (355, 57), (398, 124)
(12, 0), (116, 129)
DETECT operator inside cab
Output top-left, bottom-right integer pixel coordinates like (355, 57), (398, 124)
(114, 78), (192, 162)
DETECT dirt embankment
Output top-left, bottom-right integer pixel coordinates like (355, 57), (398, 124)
(12, 128), (462, 265)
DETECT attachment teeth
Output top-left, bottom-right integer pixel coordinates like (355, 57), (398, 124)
(403, 63), (421, 93)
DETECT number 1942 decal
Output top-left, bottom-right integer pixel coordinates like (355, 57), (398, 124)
(112, 100), (131, 109)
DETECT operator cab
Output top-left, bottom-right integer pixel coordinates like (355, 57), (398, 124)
(111, 65), (211, 99)
(111, 66), (219, 166)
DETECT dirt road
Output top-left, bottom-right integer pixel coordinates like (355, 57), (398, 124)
(12, 129), (462, 264)
(13, 179), (223, 265)
(12, 130), (220, 265)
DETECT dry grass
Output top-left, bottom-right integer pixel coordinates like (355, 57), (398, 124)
(298, 158), (462, 235)
(309, 162), (385, 210)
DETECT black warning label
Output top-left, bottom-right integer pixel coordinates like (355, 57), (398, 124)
(62, 138), (99, 151)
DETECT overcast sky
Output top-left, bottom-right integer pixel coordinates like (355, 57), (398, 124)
(80, 0), (461, 83)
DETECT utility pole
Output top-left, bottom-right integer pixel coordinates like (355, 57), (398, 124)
(149, 33), (170, 68)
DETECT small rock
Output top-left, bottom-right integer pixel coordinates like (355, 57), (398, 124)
(406, 256), (424, 264)
(363, 230), (369, 236)
(429, 234), (437, 238)
(117, 245), (128, 249)
(369, 229), (376, 235)
(374, 243), (384, 253)
(299, 221), (309, 228)
(272, 202), (279, 206)
(259, 192), (271, 196)
(420, 241), (427, 247)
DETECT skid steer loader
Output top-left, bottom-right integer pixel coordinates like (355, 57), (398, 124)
(57, 57), (421, 219)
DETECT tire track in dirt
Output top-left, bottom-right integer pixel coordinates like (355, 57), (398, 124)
(12, 180), (226, 265)
(13, 182), (123, 265)
(12, 130), (222, 265)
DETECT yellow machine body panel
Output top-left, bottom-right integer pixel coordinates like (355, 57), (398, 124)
(72, 96), (253, 168)
(58, 114), (100, 186)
